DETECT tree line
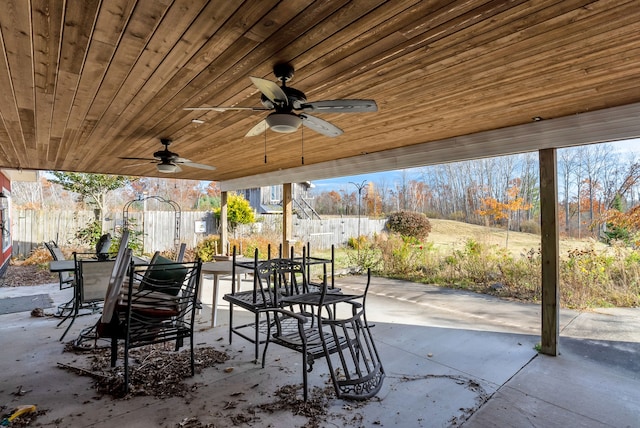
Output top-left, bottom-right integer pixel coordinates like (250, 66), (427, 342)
(313, 143), (640, 239)
(10, 142), (640, 241)
(12, 175), (221, 213)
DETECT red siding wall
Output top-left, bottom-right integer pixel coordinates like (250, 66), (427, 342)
(0, 172), (11, 272)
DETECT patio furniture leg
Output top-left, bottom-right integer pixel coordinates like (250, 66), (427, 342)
(110, 336), (118, 367)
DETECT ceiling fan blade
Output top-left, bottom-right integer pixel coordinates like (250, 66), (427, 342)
(249, 76), (288, 106)
(300, 99), (378, 113)
(119, 156), (155, 161)
(177, 160), (216, 171)
(300, 114), (343, 137)
(122, 162), (154, 168)
(245, 119), (268, 137)
(183, 106), (269, 111)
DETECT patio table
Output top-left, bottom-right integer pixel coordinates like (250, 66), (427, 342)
(200, 260), (253, 327)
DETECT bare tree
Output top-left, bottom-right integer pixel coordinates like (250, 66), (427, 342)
(558, 147), (579, 235)
(11, 178), (44, 209)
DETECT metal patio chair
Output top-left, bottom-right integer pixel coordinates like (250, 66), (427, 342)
(257, 262), (384, 401)
(57, 253), (115, 341)
(45, 240), (76, 317)
(98, 252), (202, 393)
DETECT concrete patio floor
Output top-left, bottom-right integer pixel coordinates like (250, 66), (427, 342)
(1, 274), (639, 427)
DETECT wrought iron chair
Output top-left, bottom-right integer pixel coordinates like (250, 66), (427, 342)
(98, 254), (202, 393)
(312, 269), (385, 400)
(257, 262), (384, 401)
(224, 249), (276, 362)
(224, 244), (339, 359)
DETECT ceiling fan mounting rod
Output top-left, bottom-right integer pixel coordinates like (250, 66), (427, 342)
(274, 62), (294, 83)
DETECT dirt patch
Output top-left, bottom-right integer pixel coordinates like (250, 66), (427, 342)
(0, 265), (57, 287)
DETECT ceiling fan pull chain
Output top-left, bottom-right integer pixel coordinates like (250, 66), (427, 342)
(264, 125), (267, 164)
(301, 126), (304, 165)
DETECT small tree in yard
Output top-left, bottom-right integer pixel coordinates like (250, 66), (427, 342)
(477, 185), (532, 248)
(49, 172), (132, 246)
(603, 203), (640, 247)
(214, 193), (255, 236)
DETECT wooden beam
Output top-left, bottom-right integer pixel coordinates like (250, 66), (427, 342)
(220, 191), (228, 255)
(539, 148), (559, 356)
(282, 183), (292, 252)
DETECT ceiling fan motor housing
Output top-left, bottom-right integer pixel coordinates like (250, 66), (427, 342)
(266, 112), (302, 133)
(157, 161), (179, 173)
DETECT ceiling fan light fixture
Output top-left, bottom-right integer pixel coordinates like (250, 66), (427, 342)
(266, 113), (302, 133)
(157, 162), (179, 173)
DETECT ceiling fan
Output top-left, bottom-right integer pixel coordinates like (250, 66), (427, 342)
(119, 138), (216, 174)
(185, 63), (377, 138)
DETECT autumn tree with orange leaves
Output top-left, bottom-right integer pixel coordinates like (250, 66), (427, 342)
(602, 202), (640, 246)
(476, 185), (532, 248)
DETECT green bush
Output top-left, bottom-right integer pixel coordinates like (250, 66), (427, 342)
(603, 223), (630, 245)
(195, 235), (221, 261)
(374, 233), (421, 275)
(75, 220), (102, 248)
(213, 193), (255, 232)
(75, 221), (143, 256)
(386, 211), (432, 240)
(347, 235), (369, 250)
(346, 236), (380, 273)
(109, 227), (143, 256)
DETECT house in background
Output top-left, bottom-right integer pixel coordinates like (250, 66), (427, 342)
(0, 169), (38, 274)
(240, 182), (320, 219)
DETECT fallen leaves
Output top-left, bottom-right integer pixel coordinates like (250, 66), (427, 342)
(60, 344), (229, 398)
(0, 265), (57, 287)
(57, 342), (366, 427)
(0, 406), (48, 428)
(257, 384), (334, 428)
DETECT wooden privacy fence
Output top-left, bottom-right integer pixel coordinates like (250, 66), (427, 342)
(237, 216), (388, 249)
(11, 209), (387, 257)
(11, 209), (215, 257)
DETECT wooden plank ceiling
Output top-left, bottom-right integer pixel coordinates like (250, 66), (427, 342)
(0, 0), (639, 186)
